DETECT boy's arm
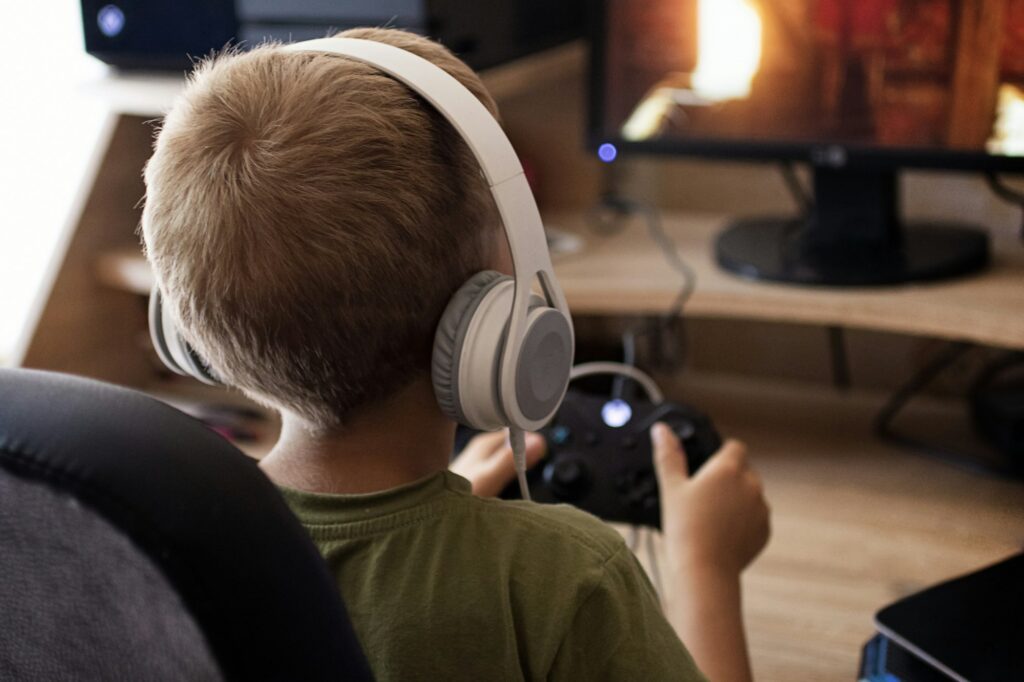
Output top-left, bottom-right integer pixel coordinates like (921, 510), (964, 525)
(652, 425), (771, 682)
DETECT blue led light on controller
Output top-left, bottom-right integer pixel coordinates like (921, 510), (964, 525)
(550, 425), (571, 445)
(597, 143), (618, 163)
(97, 4), (126, 37)
(601, 399), (632, 428)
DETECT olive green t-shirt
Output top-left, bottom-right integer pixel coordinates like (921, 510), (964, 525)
(280, 471), (706, 681)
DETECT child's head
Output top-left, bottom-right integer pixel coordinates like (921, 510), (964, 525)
(142, 28), (502, 430)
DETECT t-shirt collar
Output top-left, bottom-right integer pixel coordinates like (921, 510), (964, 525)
(278, 470), (471, 525)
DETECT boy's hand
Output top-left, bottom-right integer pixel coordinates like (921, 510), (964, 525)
(652, 423), (769, 682)
(450, 430), (547, 497)
(652, 423), (770, 576)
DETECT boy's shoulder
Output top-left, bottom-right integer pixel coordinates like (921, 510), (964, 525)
(444, 473), (628, 565)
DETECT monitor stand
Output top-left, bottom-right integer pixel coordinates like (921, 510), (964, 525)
(715, 167), (991, 286)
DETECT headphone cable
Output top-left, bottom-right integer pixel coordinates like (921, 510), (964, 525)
(509, 428), (531, 501)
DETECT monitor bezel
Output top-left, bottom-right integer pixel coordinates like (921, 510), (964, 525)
(587, 0), (1024, 174)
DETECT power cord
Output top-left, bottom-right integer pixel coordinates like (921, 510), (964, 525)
(984, 172), (1024, 241)
(586, 196), (697, 399)
(779, 161), (812, 217)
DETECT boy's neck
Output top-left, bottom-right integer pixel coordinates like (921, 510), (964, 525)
(259, 375), (456, 494)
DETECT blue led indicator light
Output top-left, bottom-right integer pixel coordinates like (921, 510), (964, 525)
(598, 143), (618, 163)
(97, 5), (126, 38)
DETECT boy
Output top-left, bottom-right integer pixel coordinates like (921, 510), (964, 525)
(142, 27), (769, 681)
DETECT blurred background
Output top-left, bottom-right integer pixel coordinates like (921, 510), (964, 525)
(2, 1), (107, 364)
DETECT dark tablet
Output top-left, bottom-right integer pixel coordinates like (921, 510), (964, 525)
(873, 553), (1024, 682)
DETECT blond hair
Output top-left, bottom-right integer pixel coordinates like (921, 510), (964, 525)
(142, 28), (500, 428)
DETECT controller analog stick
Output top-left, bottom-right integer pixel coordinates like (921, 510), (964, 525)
(675, 421), (696, 441)
(542, 458), (588, 500)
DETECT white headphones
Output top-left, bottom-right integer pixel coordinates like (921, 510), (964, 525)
(149, 37), (575, 491)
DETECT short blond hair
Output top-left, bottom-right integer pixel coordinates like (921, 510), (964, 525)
(142, 28), (500, 428)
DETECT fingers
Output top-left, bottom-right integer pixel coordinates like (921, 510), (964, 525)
(694, 439), (746, 479)
(458, 430), (508, 463)
(715, 439), (748, 470)
(451, 429), (547, 497)
(523, 432), (547, 467)
(651, 422), (689, 484)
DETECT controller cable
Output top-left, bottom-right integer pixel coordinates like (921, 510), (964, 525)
(569, 362), (665, 402)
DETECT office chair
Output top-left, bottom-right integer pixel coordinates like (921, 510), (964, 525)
(0, 368), (373, 681)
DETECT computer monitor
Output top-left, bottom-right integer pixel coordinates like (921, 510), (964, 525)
(589, 0), (1024, 286)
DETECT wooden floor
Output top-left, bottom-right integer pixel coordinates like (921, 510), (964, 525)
(624, 374), (1024, 681)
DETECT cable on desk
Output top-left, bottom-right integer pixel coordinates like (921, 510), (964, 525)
(874, 341), (1019, 480)
(984, 172), (1024, 241)
(586, 196), (697, 399)
(779, 161), (812, 217)
(827, 326), (851, 391)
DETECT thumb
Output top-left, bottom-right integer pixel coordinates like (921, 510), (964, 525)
(651, 422), (689, 484)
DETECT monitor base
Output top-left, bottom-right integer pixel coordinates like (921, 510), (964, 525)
(715, 218), (991, 286)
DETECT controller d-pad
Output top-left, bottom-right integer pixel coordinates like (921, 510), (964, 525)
(543, 458), (589, 500)
(617, 469), (657, 510)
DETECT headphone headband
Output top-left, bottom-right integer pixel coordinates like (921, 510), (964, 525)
(282, 38), (573, 430)
(284, 38), (521, 186)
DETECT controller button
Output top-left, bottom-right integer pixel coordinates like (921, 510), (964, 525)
(583, 431), (599, 446)
(621, 435), (637, 449)
(675, 422), (696, 440)
(623, 491), (643, 508)
(550, 425), (571, 446)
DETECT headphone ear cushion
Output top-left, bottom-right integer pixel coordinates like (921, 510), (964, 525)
(432, 271), (507, 423)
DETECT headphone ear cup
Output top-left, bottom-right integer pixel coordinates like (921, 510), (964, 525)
(148, 287), (220, 386)
(432, 271), (508, 427)
(505, 304), (573, 426)
(148, 287), (181, 375)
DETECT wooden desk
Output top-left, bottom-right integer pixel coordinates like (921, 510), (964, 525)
(549, 211), (1024, 350)
(625, 374), (1024, 681)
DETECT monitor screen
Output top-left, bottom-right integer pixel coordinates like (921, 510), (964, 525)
(591, 0), (1024, 171)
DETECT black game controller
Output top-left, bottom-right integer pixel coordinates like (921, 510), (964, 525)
(499, 388), (722, 528)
